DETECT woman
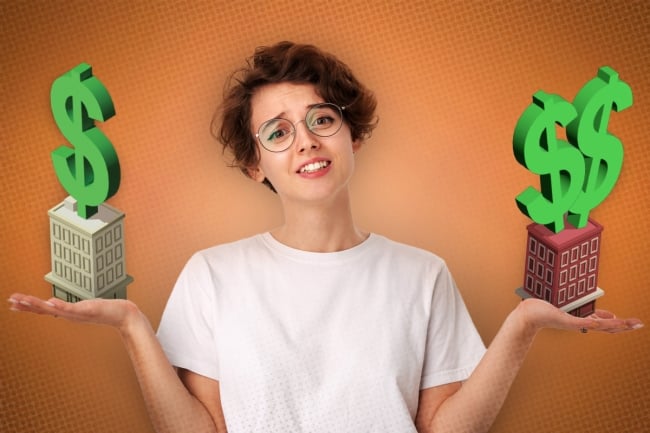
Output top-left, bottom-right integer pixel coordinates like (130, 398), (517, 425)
(8, 42), (643, 433)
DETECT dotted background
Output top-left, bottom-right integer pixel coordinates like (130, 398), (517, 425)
(1, 1), (648, 432)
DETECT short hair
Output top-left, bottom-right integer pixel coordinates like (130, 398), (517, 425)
(213, 41), (378, 191)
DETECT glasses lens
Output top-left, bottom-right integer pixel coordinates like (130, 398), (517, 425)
(306, 104), (342, 137)
(258, 118), (295, 151)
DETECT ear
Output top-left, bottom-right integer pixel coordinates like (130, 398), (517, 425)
(352, 139), (363, 154)
(246, 165), (266, 183)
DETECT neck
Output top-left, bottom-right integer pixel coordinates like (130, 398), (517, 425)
(271, 190), (368, 252)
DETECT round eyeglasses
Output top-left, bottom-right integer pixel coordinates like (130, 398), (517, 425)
(255, 103), (345, 153)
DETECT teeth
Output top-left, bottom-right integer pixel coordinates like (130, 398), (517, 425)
(300, 161), (330, 173)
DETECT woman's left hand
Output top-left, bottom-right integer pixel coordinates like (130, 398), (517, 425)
(516, 298), (643, 334)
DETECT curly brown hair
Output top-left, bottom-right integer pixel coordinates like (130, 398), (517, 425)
(213, 41), (378, 191)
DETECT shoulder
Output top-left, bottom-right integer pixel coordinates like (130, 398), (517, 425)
(369, 234), (447, 268)
(191, 233), (267, 262)
(175, 234), (269, 281)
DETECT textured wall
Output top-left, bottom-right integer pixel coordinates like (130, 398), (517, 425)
(2, 1), (648, 432)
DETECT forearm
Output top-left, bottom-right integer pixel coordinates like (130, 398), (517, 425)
(427, 302), (536, 433)
(119, 306), (219, 433)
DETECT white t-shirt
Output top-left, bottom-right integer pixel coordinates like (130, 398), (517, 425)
(157, 233), (486, 432)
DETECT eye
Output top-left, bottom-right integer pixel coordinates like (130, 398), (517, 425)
(313, 115), (335, 126)
(260, 119), (293, 143)
(307, 107), (338, 130)
(268, 128), (290, 142)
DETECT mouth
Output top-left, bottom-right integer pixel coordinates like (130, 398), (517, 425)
(298, 160), (331, 174)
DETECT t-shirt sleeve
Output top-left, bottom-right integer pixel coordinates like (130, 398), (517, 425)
(156, 252), (220, 381)
(420, 262), (486, 389)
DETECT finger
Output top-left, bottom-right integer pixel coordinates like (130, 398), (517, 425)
(8, 294), (57, 316)
(592, 317), (643, 333)
(624, 318), (644, 330)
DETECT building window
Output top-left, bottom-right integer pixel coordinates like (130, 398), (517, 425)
(561, 251), (570, 267)
(589, 256), (597, 272)
(545, 269), (553, 285)
(568, 283), (576, 299)
(578, 279), (586, 295)
(82, 238), (90, 254)
(64, 265), (72, 282)
(547, 250), (555, 266)
(571, 246), (579, 263)
(591, 237), (599, 253)
(588, 274), (596, 291)
(580, 241), (589, 258)
(528, 256), (535, 272)
(579, 261), (587, 277)
(526, 275), (534, 292)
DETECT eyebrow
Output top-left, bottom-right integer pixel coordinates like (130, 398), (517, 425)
(267, 103), (324, 122)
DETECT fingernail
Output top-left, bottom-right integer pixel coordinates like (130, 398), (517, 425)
(19, 300), (31, 307)
(45, 301), (56, 307)
(632, 323), (644, 330)
(7, 298), (18, 304)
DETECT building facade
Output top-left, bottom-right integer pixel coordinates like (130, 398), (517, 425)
(515, 219), (604, 317)
(45, 197), (133, 302)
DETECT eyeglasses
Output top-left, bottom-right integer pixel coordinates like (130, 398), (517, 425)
(255, 103), (345, 153)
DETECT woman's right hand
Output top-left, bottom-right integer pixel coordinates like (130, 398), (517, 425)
(8, 293), (142, 333)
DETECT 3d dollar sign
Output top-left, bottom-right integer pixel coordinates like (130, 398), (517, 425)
(513, 91), (585, 233)
(566, 66), (633, 229)
(50, 62), (120, 219)
(46, 63), (132, 302)
(513, 66), (633, 318)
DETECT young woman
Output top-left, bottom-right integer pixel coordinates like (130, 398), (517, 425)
(9, 42), (642, 433)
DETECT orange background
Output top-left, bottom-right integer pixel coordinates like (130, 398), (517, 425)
(1, 1), (648, 432)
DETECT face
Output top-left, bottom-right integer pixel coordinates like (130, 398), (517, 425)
(249, 82), (361, 204)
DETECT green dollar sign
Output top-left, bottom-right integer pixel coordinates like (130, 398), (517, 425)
(50, 63), (120, 219)
(566, 66), (632, 228)
(513, 91), (586, 233)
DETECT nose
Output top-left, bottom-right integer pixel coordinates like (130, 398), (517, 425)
(293, 121), (320, 153)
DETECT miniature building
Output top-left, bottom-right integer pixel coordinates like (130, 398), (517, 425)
(45, 197), (133, 302)
(515, 219), (604, 317)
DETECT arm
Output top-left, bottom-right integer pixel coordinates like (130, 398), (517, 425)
(8, 294), (227, 433)
(415, 298), (643, 433)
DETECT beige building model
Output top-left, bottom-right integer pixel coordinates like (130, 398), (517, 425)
(45, 197), (133, 302)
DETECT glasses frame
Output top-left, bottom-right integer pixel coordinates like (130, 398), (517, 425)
(255, 103), (346, 153)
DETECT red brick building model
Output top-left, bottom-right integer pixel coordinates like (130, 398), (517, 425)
(515, 219), (605, 317)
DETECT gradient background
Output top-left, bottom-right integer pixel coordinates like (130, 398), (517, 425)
(1, 1), (648, 432)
